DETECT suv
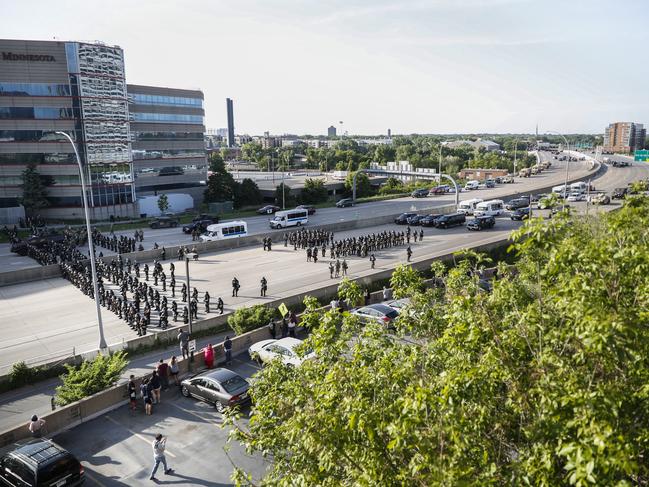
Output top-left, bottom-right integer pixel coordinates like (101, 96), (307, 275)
(182, 217), (217, 234)
(419, 213), (442, 227)
(484, 178), (496, 188)
(466, 215), (496, 231)
(612, 187), (627, 199)
(435, 213), (466, 229)
(411, 188), (429, 198)
(149, 216), (179, 229)
(395, 212), (417, 225)
(296, 205), (316, 215)
(0, 439), (84, 486)
(505, 198), (530, 211)
(336, 198), (355, 208)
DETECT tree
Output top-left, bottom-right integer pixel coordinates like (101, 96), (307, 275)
(225, 196), (649, 486)
(204, 152), (238, 204)
(55, 351), (128, 406)
(378, 177), (405, 195)
(389, 264), (424, 298)
(19, 163), (50, 216)
(274, 183), (296, 207)
(300, 178), (328, 204)
(344, 171), (372, 198)
(235, 178), (262, 207)
(228, 305), (277, 335)
(157, 193), (169, 214)
(208, 152), (225, 172)
(336, 277), (363, 307)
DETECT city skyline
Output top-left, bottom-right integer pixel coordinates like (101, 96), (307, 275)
(2, 0), (648, 135)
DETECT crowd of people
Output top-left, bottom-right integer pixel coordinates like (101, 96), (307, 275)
(91, 228), (144, 254)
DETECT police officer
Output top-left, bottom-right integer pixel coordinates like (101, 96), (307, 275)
(406, 246), (412, 262)
(204, 292), (210, 313)
(369, 253), (376, 269)
(232, 277), (240, 297)
(217, 297), (224, 314)
(181, 283), (187, 303)
(172, 301), (179, 322)
(182, 306), (189, 324)
(329, 261), (334, 279)
(260, 277), (267, 297)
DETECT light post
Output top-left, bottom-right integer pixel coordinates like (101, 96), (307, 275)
(438, 144), (443, 180)
(185, 255), (193, 335)
(55, 131), (107, 350)
(546, 131), (570, 208)
(513, 138), (519, 176)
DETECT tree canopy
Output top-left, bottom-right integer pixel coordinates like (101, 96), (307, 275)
(226, 196), (649, 486)
(19, 164), (51, 215)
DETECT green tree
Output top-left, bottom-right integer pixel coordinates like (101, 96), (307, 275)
(228, 305), (277, 335)
(204, 152), (238, 204)
(208, 152), (225, 172)
(336, 277), (363, 307)
(235, 178), (262, 207)
(344, 171), (372, 198)
(19, 163), (51, 216)
(157, 193), (169, 214)
(300, 178), (328, 204)
(274, 183), (296, 207)
(226, 196), (649, 486)
(389, 264), (424, 298)
(55, 351), (128, 406)
(378, 177), (405, 195)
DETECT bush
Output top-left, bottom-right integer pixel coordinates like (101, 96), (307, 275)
(9, 361), (34, 387)
(228, 305), (278, 335)
(300, 178), (328, 204)
(337, 278), (364, 307)
(55, 351), (128, 406)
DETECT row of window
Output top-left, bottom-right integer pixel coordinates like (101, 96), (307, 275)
(0, 83), (71, 97)
(130, 93), (203, 107)
(0, 153), (77, 164)
(132, 149), (205, 160)
(0, 107), (74, 120)
(0, 130), (75, 143)
(131, 113), (203, 124)
(132, 131), (204, 142)
(0, 175), (81, 186)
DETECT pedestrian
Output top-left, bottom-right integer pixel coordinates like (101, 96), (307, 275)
(177, 328), (190, 360)
(141, 378), (152, 415)
(150, 371), (161, 404)
(204, 291), (210, 313)
(406, 246), (412, 262)
(329, 261), (334, 278)
(150, 433), (174, 481)
(260, 276), (267, 297)
(281, 317), (288, 338)
(157, 359), (169, 391)
(288, 312), (297, 337)
(28, 415), (46, 438)
(127, 375), (137, 413)
(217, 297), (224, 314)
(364, 288), (371, 306)
(382, 286), (393, 301)
(232, 277), (240, 297)
(169, 356), (180, 385)
(330, 297), (339, 311)
(342, 259), (348, 276)
(369, 253), (376, 269)
(204, 343), (214, 369)
(223, 336), (232, 365)
(267, 318), (276, 339)
(419, 229), (423, 241)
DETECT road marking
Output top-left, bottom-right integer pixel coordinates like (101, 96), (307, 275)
(104, 415), (176, 458)
(167, 400), (222, 424)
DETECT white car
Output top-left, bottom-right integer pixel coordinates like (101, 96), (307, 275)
(566, 192), (585, 202)
(248, 337), (314, 367)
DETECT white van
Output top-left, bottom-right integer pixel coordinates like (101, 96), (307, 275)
(552, 184), (568, 195)
(570, 182), (588, 194)
(474, 199), (505, 217)
(464, 180), (480, 190)
(200, 221), (248, 241)
(269, 208), (308, 229)
(457, 198), (484, 215)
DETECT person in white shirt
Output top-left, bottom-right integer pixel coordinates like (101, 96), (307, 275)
(28, 415), (46, 438)
(150, 433), (173, 480)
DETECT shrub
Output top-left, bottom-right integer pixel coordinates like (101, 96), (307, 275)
(228, 305), (278, 335)
(337, 278), (363, 307)
(55, 351), (128, 406)
(9, 361), (34, 388)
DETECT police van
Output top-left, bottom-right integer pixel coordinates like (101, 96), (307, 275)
(200, 221), (248, 241)
(457, 198), (483, 215)
(269, 209), (308, 229)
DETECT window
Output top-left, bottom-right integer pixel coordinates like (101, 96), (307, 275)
(0, 153), (76, 164)
(0, 82), (71, 97)
(130, 93), (203, 107)
(0, 130), (73, 143)
(131, 112), (203, 124)
(3, 457), (35, 485)
(133, 131), (203, 142)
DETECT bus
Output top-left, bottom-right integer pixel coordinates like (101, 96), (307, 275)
(269, 209), (309, 229)
(200, 221), (248, 241)
(474, 199), (504, 217)
(457, 198), (483, 215)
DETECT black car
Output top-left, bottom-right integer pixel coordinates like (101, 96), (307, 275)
(0, 439), (85, 486)
(395, 212), (417, 225)
(467, 215), (496, 231)
(296, 205), (316, 215)
(505, 198), (530, 211)
(336, 198), (355, 208)
(181, 368), (251, 412)
(149, 216), (179, 229)
(612, 187), (627, 199)
(182, 218), (217, 234)
(257, 205), (280, 215)
(192, 213), (219, 223)
(411, 188), (429, 198)
(419, 214), (442, 227)
(406, 214), (426, 226)
(510, 207), (531, 221)
(435, 213), (466, 229)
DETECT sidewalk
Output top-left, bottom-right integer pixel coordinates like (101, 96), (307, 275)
(0, 328), (233, 433)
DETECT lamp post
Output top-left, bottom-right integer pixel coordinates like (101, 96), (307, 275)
(546, 131), (570, 208)
(438, 144), (443, 180)
(513, 138), (519, 176)
(55, 131), (107, 350)
(185, 255), (193, 335)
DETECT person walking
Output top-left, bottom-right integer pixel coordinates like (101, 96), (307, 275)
(28, 415), (46, 438)
(157, 359), (169, 391)
(204, 343), (214, 369)
(260, 276), (268, 297)
(204, 291), (210, 313)
(177, 328), (190, 360)
(150, 433), (173, 481)
(127, 375), (137, 413)
(169, 356), (180, 385)
(288, 312), (297, 338)
(382, 286), (393, 301)
(267, 318), (276, 339)
(342, 259), (348, 276)
(329, 261), (334, 279)
(223, 336), (232, 365)
(232, 277), (240, 297)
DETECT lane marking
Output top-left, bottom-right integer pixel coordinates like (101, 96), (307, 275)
(167, 400), (222, 424)
(104, 415), (176, 458)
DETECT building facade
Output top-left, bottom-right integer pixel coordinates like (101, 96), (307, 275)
(0, 39), (207, 219)
(128, 84), (206, 205)
(226, 98), (234, 147)
(603, 122), (646, 154)
(327, 125), (336, 137)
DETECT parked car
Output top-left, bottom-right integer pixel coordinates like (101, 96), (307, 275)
(494, 177), (503, 184)
(181, 368), (250, 412)
(183, 217), (218, 234)
(612, 187), (628, 199)
(385, 298), (410, 312)
(588, 193), (610, 205)
(296, 204), (316, 215)
(350, 303), (399, 325)
(336, 198), (355, 208)
(485, 178), (496, 188)
(466, 215), (496, 231)
(411, 188), (429, 198)
(248, 337), (314, 367)
(510, 207), (531, 221)
(395, 212), (417, 225)
(149, 216), (179, 229)
(505, 198), (530, 211)
(406, 214), (426, 226)
(257, 205), (281, 215)
(0, 439), (85, 486)
(419, 213), (442, 227)
(435, 212), (466, 229)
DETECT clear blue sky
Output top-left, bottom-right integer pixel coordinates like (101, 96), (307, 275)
(2, 0), (647, 135)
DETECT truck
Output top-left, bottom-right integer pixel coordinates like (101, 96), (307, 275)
(518, 168), (531, 178)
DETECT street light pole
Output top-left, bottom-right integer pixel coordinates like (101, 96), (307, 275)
(185, 256), (192, 335)
(56, 131), (107, 350)
(513, 138), (519, 176)
(547, 131), (570, 208)
(438, 144), (443, 180)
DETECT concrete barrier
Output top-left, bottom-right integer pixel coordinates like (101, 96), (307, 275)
(0, 264), (61, 287)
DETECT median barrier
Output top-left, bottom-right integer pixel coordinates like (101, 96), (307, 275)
(0, 264), (61, 287)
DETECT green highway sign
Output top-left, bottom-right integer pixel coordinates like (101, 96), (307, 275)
(635, 150), (649, 162)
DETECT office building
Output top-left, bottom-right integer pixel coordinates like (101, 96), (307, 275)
(327, 125), (336, 137)
(226, 98), (235, 147)
(0, 38), (207, 219)
(603, 122), (646, 154)
(128, 84), (206, 205)
(387, 128), (391, 138)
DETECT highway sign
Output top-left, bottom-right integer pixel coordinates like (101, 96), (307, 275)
(188, 339), (197, 352)
(278, 303), (289, 317)
(635, 150), (649, 162)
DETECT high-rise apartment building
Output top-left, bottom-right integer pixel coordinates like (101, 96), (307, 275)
(327, 125), (336, 137)
(226, 98), (235, 147)
(603, 122), (646, 154)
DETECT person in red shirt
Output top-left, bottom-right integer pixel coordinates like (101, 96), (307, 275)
(204, 344), (214, 369)
(157, 359), (169, 391)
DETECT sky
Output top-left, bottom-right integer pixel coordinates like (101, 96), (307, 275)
(2, 0), (648, 135)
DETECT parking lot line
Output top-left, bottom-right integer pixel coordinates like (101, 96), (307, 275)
(103, 414), (177, 458)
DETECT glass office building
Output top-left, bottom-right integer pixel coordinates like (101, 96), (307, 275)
(0, 39), (206, 220)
